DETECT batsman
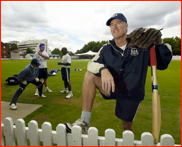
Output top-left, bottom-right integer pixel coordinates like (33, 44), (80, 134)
(65, 13), (172, 143)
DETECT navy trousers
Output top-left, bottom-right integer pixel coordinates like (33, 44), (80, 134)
(10, 79), (43, 105)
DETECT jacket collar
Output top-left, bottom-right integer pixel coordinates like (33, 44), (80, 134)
(109, 39), (129, 50)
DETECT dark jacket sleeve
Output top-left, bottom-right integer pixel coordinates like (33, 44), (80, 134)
(17, 68), (28, 82)
(149, 43), (172, 70)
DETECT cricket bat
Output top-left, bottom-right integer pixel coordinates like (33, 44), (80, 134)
(150, 45), (161, 144)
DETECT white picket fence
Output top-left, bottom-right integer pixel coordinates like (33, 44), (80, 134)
(1, 117), (180, 146)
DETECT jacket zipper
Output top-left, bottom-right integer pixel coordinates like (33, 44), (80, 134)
(109, 42), (127, 56)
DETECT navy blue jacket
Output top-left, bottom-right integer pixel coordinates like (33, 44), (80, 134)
(87, 39), (172, 101)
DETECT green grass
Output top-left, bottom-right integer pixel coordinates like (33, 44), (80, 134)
(1, 59), (181, 144)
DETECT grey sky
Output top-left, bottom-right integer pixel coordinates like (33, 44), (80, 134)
(1, 1), (181, 53)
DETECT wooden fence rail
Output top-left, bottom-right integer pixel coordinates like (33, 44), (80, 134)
(1, 117), (180, 146)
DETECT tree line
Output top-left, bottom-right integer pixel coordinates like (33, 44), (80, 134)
(51, 36), (181, 56)
(6, 36), (181, 56)
(4, 36), (181, 56)
(163, 36), (181, 55)
(51, 41), (108, 56)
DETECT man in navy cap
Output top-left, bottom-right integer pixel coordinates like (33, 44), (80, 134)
(9, 59), (45, 110)
(65, 13), (172, 134)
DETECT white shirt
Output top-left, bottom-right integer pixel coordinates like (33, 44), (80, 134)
(33, 51), (49, 69)
(61, 53), (71, 68)
(120, 44), (127, 51)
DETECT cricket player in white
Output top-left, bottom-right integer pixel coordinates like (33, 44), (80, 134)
(58, 47), (73, 99)
(33, 43), (52, 97)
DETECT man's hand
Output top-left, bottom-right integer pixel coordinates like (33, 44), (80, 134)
(38, 52), (50, 59)
(38, 52), (43, 56)
(58, 62), (62, 65)
(101, 68), (115, 93)
(35, 78), (39, 82)
(22, 80), (27, 85)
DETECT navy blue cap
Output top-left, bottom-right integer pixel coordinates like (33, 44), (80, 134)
(31, 59), (40, 66)
(106, 13), (127, 26)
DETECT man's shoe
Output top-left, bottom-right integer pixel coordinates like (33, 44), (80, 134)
(66, 93), (73, 99)
(38, 94), (46, 98)
(10, 103), (17, 110)
(65, 118), (90, 134)
(60, 90), (69, 93)
(35, 91), (38, 96)
(45, 88), (52, 93)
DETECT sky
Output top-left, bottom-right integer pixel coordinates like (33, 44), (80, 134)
(1, 1), (181, 53)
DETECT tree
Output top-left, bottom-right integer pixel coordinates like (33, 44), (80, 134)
(163, 36), (181, 55)
(68, 51), (74, 56)
(9, 45), (18, 51)
(173, 36), (181, 55)
(75, 40), (108, 54)
(51, 48), (61, 54)
(26, 47), (34, 54)
(51, 48), (62, 56)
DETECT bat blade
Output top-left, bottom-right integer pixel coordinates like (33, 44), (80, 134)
(152, 89), (161, 143)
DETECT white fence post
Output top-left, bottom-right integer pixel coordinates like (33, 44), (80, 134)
(87, 127), (98, 146)
(123, 130), (134, 146)
(42, 122), (53, 146)
(1, 123), (5, 146)
(141, 132), (154, 146)
(15, 119), (27, 146)
(3, 117), (15, 146)
(27, 120), (40, 146)
(105, 129), (115, 146)
(56, 123), (67, 146)
(160, 134), (174, 146)
(72, 125), (82, 146)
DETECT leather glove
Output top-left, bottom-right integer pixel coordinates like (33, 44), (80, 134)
(126, 27), (163, 49)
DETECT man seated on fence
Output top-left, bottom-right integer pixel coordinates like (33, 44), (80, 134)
(65, 13), (172, 134)
(9, 59), (45, 110)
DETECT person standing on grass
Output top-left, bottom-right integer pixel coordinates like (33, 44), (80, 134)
(58, 47), (73, 99)
(65, 13), (172, 134)
(33, 43), (52, 97)
(9, 59), (45, 110)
